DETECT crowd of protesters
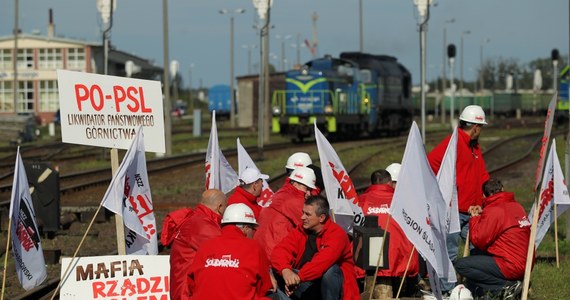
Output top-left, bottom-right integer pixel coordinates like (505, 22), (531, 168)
(166, 105), (531, 300)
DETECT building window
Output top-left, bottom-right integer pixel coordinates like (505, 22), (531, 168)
(0, 81), (14, 112)
(17, 81), (34, 113)
(17, 49), (34, 69)
(39, 80), (59, 112)
(67, 48), (85, 70)
(38, 48), (63, 69)
(0, 49), (12, 70)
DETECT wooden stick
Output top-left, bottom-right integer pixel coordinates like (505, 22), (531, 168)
(111, 148), (126, 255)
(463, 230), (470, 258)
(1, 218), (12, 300)
(554, 204), (560, 268)
(395, 247), (416, 299)
(521, 193), (540, 300)
(369, 215), (391, 300)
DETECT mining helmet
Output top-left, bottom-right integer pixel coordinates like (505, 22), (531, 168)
(385, 163), (401, 181)
(285, 152), (313, 170)
(221, 203), (257, 225)
(289, 167), (317, 189)
(459, 105), (487, 125)
(449, 284), (474, 300)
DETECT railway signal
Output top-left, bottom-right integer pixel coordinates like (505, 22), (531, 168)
(448, 44), (457, 127)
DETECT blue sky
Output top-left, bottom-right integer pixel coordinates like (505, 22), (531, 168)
(1, 0), (567, 88)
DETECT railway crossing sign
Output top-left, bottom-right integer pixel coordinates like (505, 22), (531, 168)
(56, 70), (165, 153)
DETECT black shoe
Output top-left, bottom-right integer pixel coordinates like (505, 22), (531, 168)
(501, 281), (522, 300)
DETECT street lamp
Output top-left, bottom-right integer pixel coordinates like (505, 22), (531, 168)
(290, 33), (305, 67)
(413, 0), (432, 142)
(441, 18), (455, 124)
(241, 44), (257, 74)
(460, 30), (471, 113)
(275, 34), (292, 72)
(479, 38), (490, 92)
(219, 8), (246, 128)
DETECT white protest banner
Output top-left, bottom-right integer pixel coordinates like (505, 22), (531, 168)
(9, 148), (47, 290)
(205, 111), (238, 194)
(60, 255), (170, 299)
(435, 127), (460, 234)
(237, 138), (274, 207)
(530, 139), (570, 247)
(102, 128), (158, 255)
(57, 69), (165, 153)
(314, 122), (364, 233)
(533, 93), (557, 191)
(389, 122), (454, 282)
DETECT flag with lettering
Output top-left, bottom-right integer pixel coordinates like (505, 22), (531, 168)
(435, 127), (460, 234)
(237, 138), (274, 207)
(9, 148), (47, 290)
(205, 111), (238, 194)
(102, 127), (158, 255)
(529, 139), (570, 247)
(534, 93), (557, 192)
(389, 122), (454, 284)
(314, 122), (364, 233)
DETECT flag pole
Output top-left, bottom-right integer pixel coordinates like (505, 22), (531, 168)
(395, 247), (416, 299)
(554, 204), (560, 268)
(111, 148), (126, 255)
(369, 215), (391, 300)
(463, 231), (470, 257)
(1, 218), (12, 300)
(49, 201), (107, 300)
(330, 208), (336, 223)
(521, 192), (540, 300)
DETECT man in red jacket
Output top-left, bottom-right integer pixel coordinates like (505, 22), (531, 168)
(254, 167), (316, 260)
(188, 203), (275, 300)
(427, 105), (490, 291)
(358, 169), (419, 295)
(271, 195), (360, 300)
(169, 189), (227, 300)
(228, 167), (269, 219)
(455, 178), (530, 298)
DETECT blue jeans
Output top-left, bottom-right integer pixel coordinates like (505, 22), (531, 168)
(440, 212), (471, 292)
(455, 252), (507, 297)
(275, 265), (343, 300)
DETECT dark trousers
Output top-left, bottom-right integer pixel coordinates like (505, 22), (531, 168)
(454, 251), (507, 297)
(274, 265), (343, 300)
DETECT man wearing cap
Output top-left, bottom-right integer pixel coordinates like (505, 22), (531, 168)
(228, 167), (269, 219)
(255, 167), (316, 260)
(188, 203), (275, 300)
(169, 189), (228, 300)
(427, 105), (490, 292)
(358, 169), (418, 294)
(271, 195), (360, 300)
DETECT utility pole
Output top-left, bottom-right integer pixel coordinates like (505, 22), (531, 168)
(414, 0), (431, 142)
(460, 30), (470, 113)
(441, 18), (455, 125)
(162, 0), (172, 155)
(359, 0), (363, 52)
(448, 44), (457, 128)
(311, 12), (319, 58)
(13, 0), (18, 114)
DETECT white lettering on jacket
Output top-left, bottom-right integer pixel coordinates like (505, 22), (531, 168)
(367, 204), (390, 215)
(205, 255), (240, 268)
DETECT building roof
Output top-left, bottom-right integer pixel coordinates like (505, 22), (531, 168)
(0, 33), (100, 46)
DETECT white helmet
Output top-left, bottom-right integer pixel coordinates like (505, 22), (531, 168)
(289, 167), (317, 189)
(459, 105), (487, 125)
(221, 203), (257, 225)
(286, 152), (313, 170)
(385, 163), (401, 181)
(449, 284), (474, 300)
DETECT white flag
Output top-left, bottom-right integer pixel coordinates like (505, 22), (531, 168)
(314, 122), (364, 233)
(205, 111), (238, 194)
(530, 139), (570, 247)
(9, 148), (47, 290)
(237, 138), (274, 207)
(426, 262), (444, 300)
(435, 127), (460, 234)
(389, 122), (454, 283)
(101, 127), (158, 255)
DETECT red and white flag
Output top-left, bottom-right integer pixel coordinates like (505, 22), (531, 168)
(205, 111), (238, 194)
(9, 148), (47, 290)
(529, 138), (570, 247)
(389, 122), (455, 290)
(435, 127), (460, 234)
(534, 93), (557, 191)
(102, 127), (158, 255)
(314, 122), (364, 233)
(237, 138), (274, 207)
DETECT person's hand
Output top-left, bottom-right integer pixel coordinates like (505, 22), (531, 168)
(269, 271), (278, 292)
(282, 268), (301, 287)
(468, 205), (482, 216)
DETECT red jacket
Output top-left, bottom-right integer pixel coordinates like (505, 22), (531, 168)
(169, 204), (222, 300)
(228, 186), (262, 219)
(359, 184), (419, 277)
(254, 183), (306, 259)
(469, 192), (531, 280)
(271, 219), (360, 300)
(428, 129), (490, 213)
(188, 225), (273, 300)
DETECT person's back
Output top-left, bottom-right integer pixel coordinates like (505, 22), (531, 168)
(188, 203), (273, 300)
(169, 190), (226, 300)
